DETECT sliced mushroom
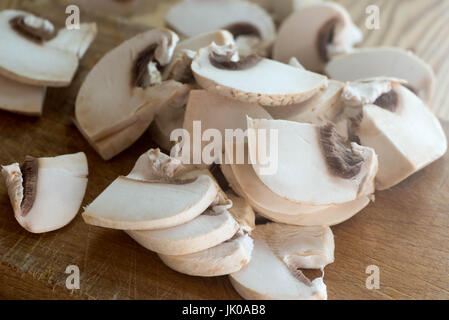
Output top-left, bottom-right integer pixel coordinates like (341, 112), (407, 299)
(1, 152), (88, 233)
(325, 47), (436, 104)
(192, 44), (328, 106)
(226, 192), (256, 233)
(159, 232), (253, 277)
(165, 0), (275, 56)
(75, 28), (186, 160)
(126, 206), (239, 256)
(273, 2), (362, 73)
(0, 10), (96, 87)
(340, 84), (447, 190)
(264, 80), (345, 125)
(229, 223), (332, 300)
(0, 74), (46, 116)
(247, 118), (378, 205)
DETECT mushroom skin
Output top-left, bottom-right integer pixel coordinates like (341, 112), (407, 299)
(1, 152), (88, 233)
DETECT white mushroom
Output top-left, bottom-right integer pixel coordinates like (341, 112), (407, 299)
(165, 0), (275, 56)
(0, 10), (97, 87)
(229, 223), (333, 300)
(159, 232), (253, 277)
(247, 118), (378, 205)
(273, 2), (362, 72)
(192, 43), (328, 106)
(0, 74), (46, 116)
(338, 82), (447, 190)
(1, 152), (88, 233)
(75, 28), (186, 160)
(325, 47), (436, 104)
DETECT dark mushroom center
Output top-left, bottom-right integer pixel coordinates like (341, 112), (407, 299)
(10, 15), (55, 43)
(209, 48), (262, 71)
(223, 22), (261, 40)
(317, 17), (339, 63)
(133, 43), (160, 88)
(373, 89), (399, 112)
(20, 156), (38, 217)
(320, 123), (364, 179)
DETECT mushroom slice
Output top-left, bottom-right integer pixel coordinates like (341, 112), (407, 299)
(226, 192), (256, 233)
(0, 74), (46, 116)
(229, 223), (331, 300)
(273, 2), (362, 73)
(349, 84), (447, 190)
(75, 28), (184, 160)
(165, 0), (275, 56)
(248, 118), (378, 205)
(127, 206), (239, 256)
(159, 232), (253, 277)
(264, 80), (344, 125)
(82, 175), (218, 230)
(325, 47), (436, 104)
(1, 152), (88, 233)
(192, 44), (328, 106)
(0, 10), (96, 87)
(46, 23), (97, 59)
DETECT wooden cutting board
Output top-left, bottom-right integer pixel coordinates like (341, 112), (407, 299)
(0, 0), (448, 300)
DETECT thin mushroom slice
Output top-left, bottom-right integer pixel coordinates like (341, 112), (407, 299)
(159, 232), (253, 277)
(0, 10), (96, 87)
(75, 28), (184, 160)
(0, 74), (46, 116)
(346, 84), (447, 190)
(325, 47), (436, 104)
(1, 152), (88, 233)
(165, 0), (275, 56)
(192, 44), (328, 106)
(229, 223), (331, 300)
(247, 118), (378, 205)
(273, 2), (362, 73)
(264, 80), (345, 125)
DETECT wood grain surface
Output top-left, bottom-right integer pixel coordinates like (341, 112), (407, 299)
(0, 0), (448, 300)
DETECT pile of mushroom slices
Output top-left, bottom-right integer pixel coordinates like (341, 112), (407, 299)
(0, 9), (97, 116)
(2, 152), (89, 233)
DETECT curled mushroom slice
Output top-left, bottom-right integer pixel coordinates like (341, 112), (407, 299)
(273, 2), (362, 73)
(0, 10), (96, 87)
(127, 206), (239, 256)
(192, 44), (328, 106)
(165, 0), (275, 56)
(1, 153), (88, 233)
(75, 28), (185, 160)
(159, 232), (253, 277)
(325, 47), (436, 104)
(229, 223), (332, 300)
(0, 74), (46, 116)
(82, 175), (218, 230)
(343, 84), (447, 190)
(264, 80), (344, 125)
(248, 118), (378, 205)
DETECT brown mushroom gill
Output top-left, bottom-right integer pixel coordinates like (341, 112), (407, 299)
(316, 17), (339, 63)
(133, 43), (159, 88)
(320, 123), (364, 179)
(209, 51), (262, 71)
(223, 22), (261, 39)
(9, 15), (55, 43)
(286, 261), (313, 287)
(373, 89), (399, 112)
(20, 156), (38, 217)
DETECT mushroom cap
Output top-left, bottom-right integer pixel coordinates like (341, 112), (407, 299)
(165, 0), (275, 52)
(126, 208), (239, 256)
(273, 2), (361, 72)
(247, 118), (378, 205)
(355, 85), (447, 190)
(229, 223), (328, 300)
(192, 46), (328, 106)
(1, 152), (88, 233)
(0, 74), (46, 116)
(325, 47), (436, 104)
(75, 28), (183, 160)
(82, 175), (219, 230)
(0, 10), (83, 87)
(159, 233), (254, 277)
